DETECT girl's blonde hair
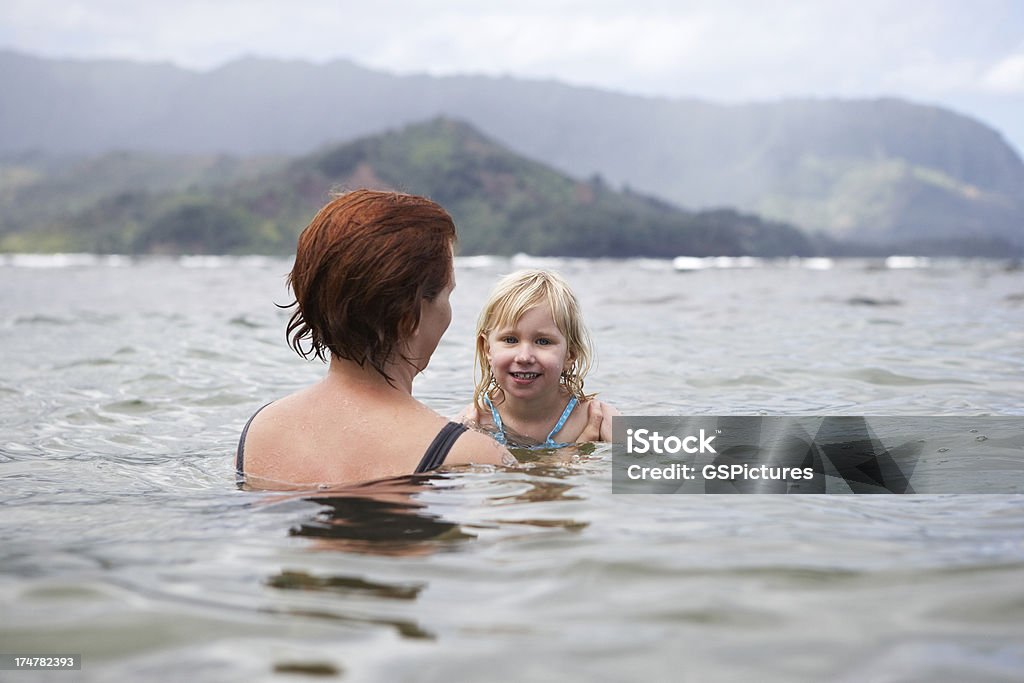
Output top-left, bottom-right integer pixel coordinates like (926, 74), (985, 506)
(473, 269), (595, 411)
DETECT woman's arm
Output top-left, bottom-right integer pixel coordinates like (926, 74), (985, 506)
(449, 429), (517, 466)
(598, 401), (621, 442)
(577, 399), (621, 443)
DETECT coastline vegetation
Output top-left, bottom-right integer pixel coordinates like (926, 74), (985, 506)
(0, 119), (1017, 257)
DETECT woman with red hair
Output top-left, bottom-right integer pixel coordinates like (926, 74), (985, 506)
(236, 190), (513, 488)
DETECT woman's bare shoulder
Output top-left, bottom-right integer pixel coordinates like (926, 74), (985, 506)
(239, 390), (331, 475)
(239, 401), (293, 480)
(245, 394), (315, 439)
(448, 428), (517, 467)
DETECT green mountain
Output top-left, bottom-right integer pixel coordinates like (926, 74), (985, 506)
(2, 51), (1022, 248)
(0, 119), (813, 257)
(291, 118), (812, 256)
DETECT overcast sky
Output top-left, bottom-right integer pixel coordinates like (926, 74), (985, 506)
(4, 0), (1024, 153)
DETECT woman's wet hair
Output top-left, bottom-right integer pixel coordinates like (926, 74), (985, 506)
(285, 190), (455, 381)
(473, 269), (595, 410)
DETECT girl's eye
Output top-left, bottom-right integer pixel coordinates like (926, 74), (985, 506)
(501, 335), (518, 344)
(536, 338), (551, 345)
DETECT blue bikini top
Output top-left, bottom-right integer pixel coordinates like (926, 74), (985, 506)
(483, 394), (578, 449)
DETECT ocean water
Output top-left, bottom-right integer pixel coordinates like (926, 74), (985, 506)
(1, 254), (1023, 681)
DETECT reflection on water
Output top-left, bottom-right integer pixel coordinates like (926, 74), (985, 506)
(259, 476), (469, 641)
(259, 464), (594, 645)
(267, 570), (424, 600)
(287, 475), (476, 556)
(265, 603), (435, 641)
(492, 477), (583, 504)
(277, 466), (591, 555)
(273, 661), (344, 677)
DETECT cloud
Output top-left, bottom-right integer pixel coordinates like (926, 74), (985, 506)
(3, 0), (1022, 153)
(2, 0), (1023, 103)
(982, 53), (1024, 93)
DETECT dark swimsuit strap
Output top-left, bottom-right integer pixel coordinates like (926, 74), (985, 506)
(416, 422), (468, 473)
(236, 406), (466, 477)
(236, 402), (271, 475)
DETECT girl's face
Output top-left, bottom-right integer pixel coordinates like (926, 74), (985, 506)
(486, 303), (572, 402)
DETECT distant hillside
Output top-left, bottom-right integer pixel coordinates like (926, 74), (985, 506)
(0, 118), (813, 257)
(2, 50), (1022, 248)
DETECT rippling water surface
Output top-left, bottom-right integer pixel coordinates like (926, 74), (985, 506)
(2, 255), (1023, 681)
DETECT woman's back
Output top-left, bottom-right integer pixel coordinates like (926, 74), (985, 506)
(238, 371), (509, 487)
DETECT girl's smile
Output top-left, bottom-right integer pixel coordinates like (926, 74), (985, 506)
(510, 371), (541, 381)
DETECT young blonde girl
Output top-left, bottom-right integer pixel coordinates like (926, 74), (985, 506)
(461, 269), (618, 447)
